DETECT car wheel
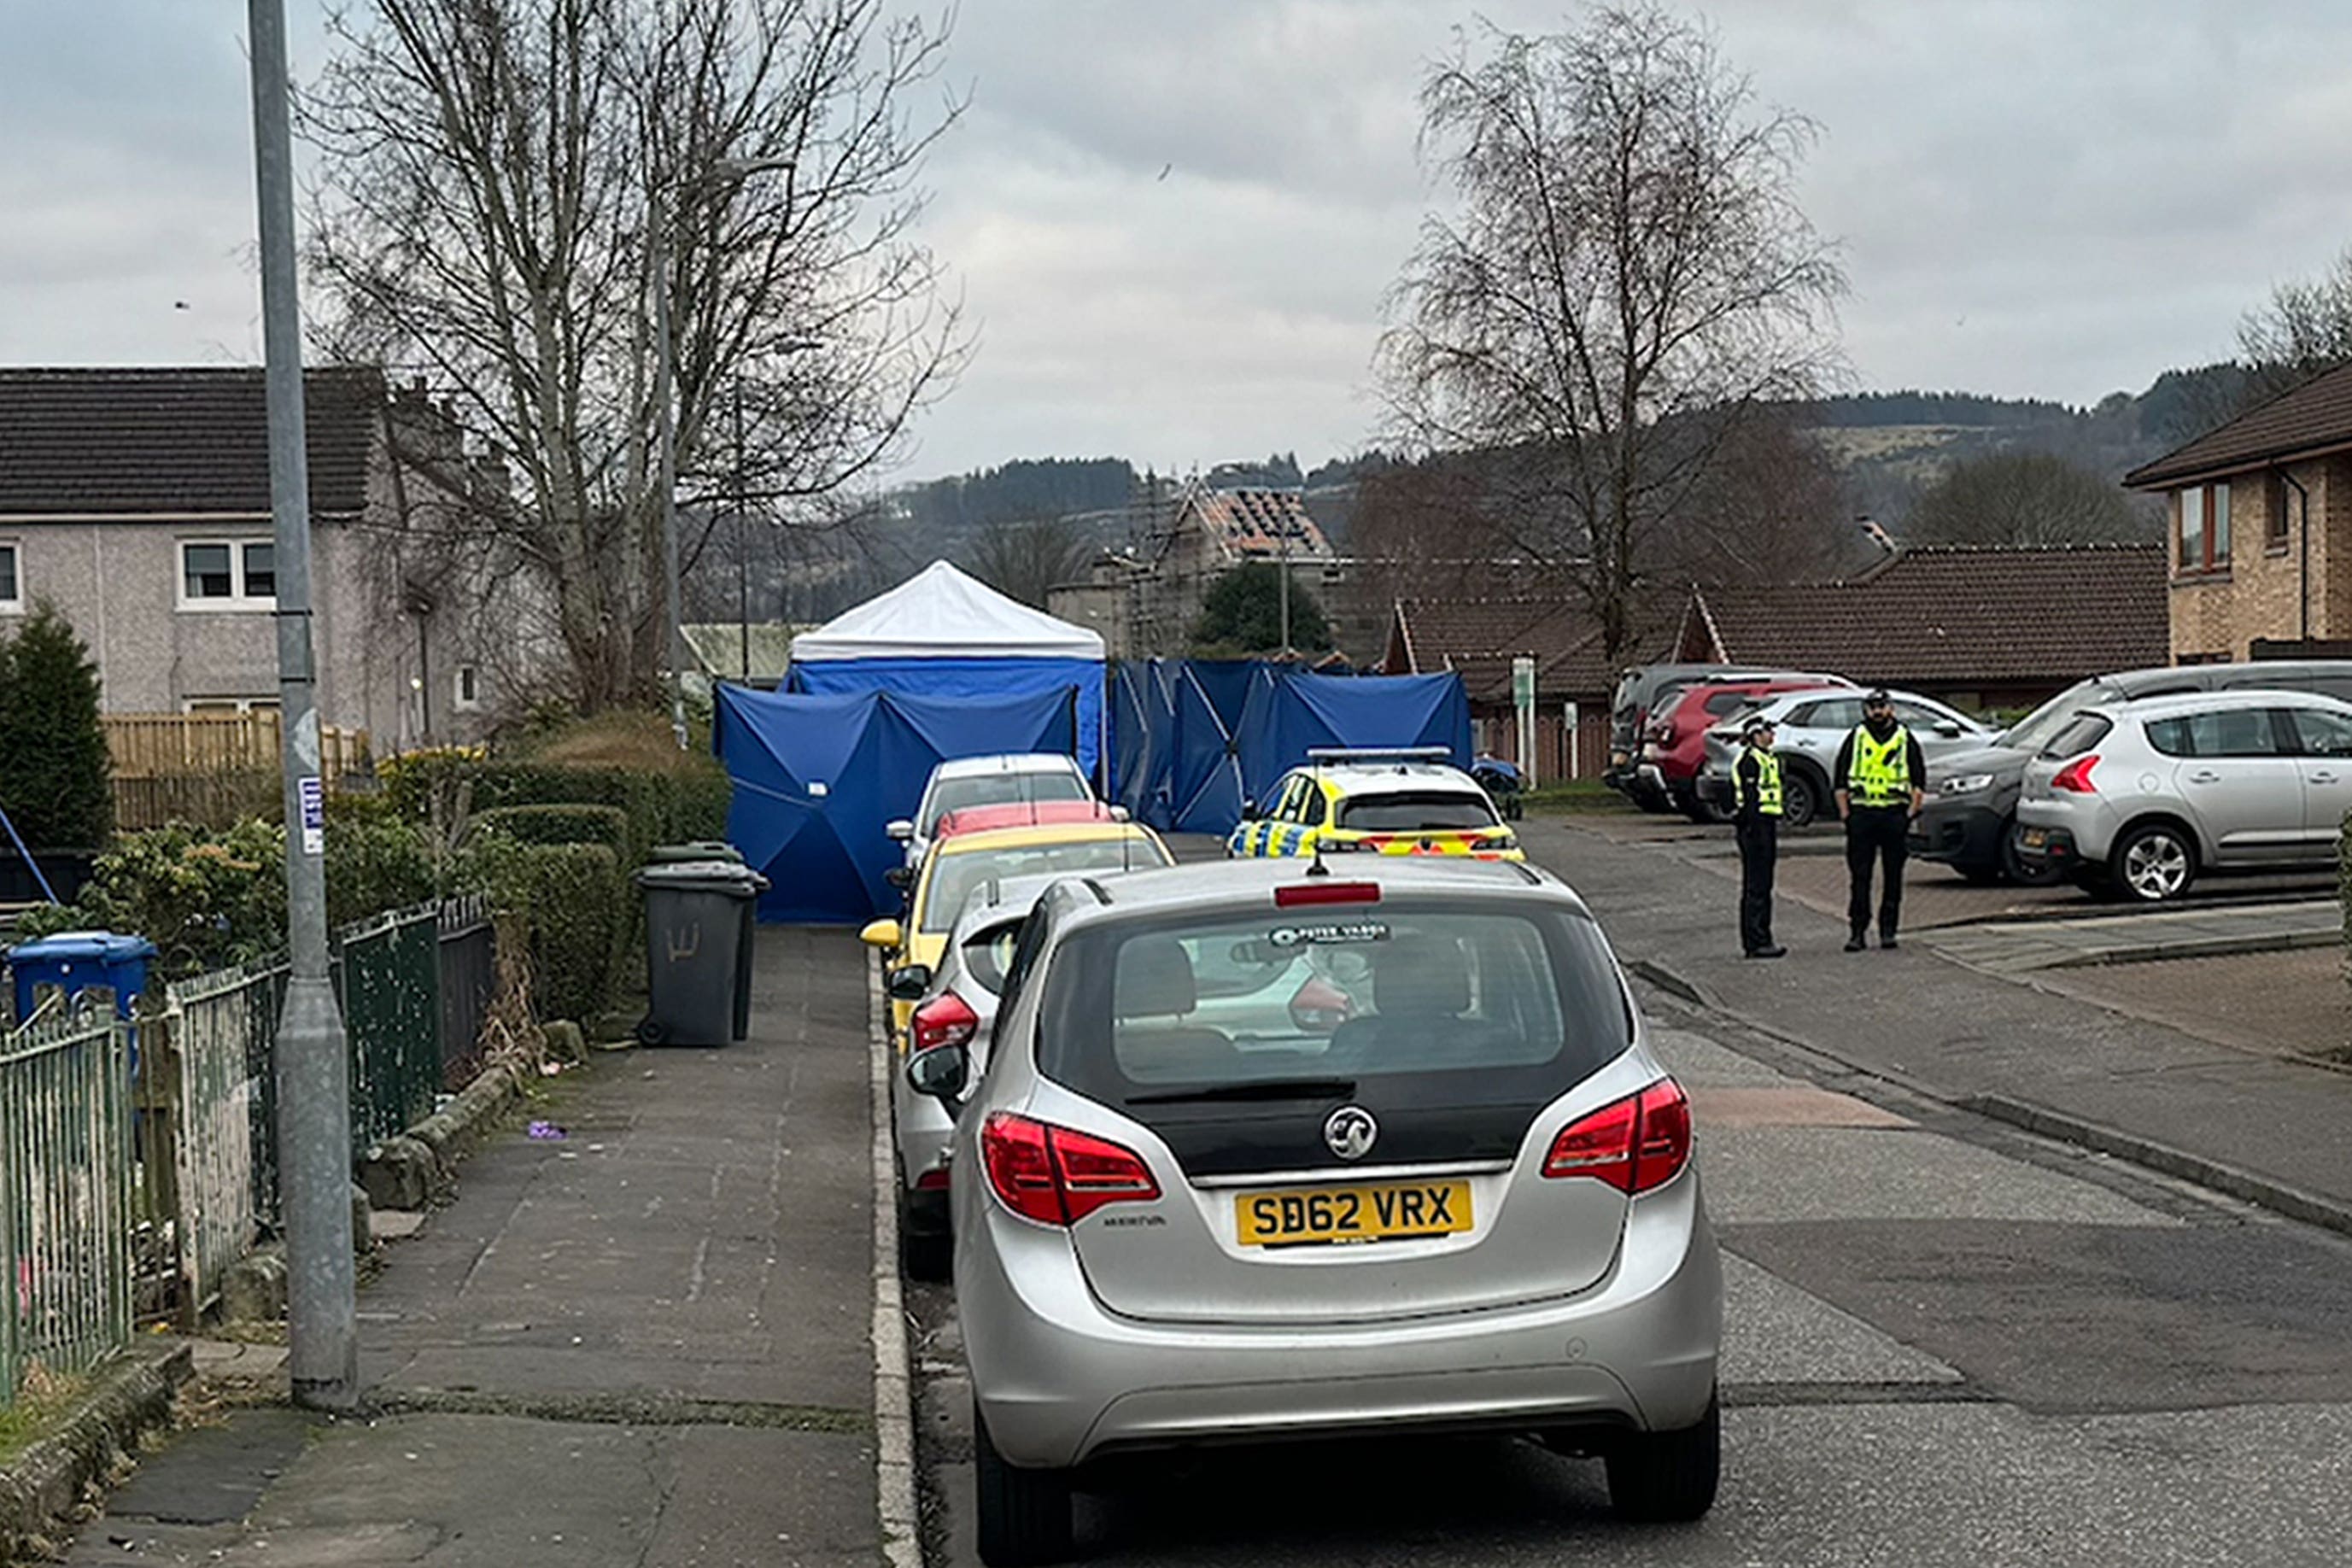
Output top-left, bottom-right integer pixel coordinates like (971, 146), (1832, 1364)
(1679, 790), (1732, 825)
(2111, 822), (2196, 904)
(1780, 770), (1820, 830)
(1999, 822), (2064, 886)
(1957, 861), (2004, 886)
(974, 1401), (1074, 1567)
(1605, 1390), (1721, 1523)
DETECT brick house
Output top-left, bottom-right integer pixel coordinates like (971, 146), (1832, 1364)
(1674, 544), (2169, 714)
(1381, 594), (1668, 781)
(0, 366), (532, 746)
(2123, 361), (2352, 662)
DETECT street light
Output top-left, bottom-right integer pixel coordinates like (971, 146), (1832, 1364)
(654, 155), (794, 747)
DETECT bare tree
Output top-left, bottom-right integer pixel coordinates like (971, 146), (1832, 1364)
(2240, 243), (2352, 403)
(963, 515), (1097, 610)
(301, 0), (967, 711)
(1904, 451), (2156, 547)
(1376, 7), (1845, 670)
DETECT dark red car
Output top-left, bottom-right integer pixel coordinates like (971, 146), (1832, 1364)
(1637, 676), (1851, 821)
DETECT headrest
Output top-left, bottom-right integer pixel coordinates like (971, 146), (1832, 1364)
(1372, 936), (1470, 1017)
(1117, 938), (1196, 1018)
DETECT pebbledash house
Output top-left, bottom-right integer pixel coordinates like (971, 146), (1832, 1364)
(0, 366), (538, 745)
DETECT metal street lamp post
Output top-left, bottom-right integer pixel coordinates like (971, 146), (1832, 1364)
(246, 0), (355, 1411)
(652, 155), (793, 746)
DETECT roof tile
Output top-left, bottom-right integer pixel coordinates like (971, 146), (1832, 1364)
(2127, 361), (2352, 489)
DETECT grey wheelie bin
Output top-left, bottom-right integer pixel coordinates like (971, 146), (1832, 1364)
(635, 859), (769, 1045)
(647, 842), (756, 1039)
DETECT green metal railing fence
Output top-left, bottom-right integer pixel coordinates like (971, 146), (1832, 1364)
(339, 904), (444, 1148)
(0, 1008), (134, 1399)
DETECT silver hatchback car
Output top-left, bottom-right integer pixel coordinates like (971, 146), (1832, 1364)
(2014, 688), (2352, 901)
(906, 858), (1722, 1565)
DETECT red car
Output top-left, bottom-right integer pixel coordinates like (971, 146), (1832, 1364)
(1638, 676), (1851, 822)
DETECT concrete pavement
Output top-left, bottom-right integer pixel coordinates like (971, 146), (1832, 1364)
(66, 927), (884, 1568)
(1519, 814), (2352, 1238)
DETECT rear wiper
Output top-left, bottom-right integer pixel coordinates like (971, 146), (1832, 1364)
(1127, 1077), (1357, 1105)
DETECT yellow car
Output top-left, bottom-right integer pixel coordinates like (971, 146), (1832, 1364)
(859, 811), (1174, 1049)
(1226, 754), (1523, 862)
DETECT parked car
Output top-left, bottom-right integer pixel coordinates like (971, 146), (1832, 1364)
(1913, 660), (2352, 884)
(1227, 750), (1523, 862)
(904, 857), (1723, 1565)
(1638, 675), (1851, 822)
(891, 871), (1071, 1282)
(1605, 663), (1786, 810)
(889, 753), (1094, 867)
(2014, 689), (2352, 902)
(1694, 688), (1996, 828)
(861, 815), (1174, 1048)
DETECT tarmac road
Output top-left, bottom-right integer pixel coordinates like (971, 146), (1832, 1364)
(904, 825), (2352, 1567)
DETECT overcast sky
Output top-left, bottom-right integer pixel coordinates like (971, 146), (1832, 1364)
(4, 2), (2349, 483)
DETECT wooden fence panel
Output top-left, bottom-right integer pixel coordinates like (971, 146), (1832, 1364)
(102, 715), (374, 831)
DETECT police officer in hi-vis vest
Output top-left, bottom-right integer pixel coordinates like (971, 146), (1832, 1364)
(1734, 713), (1786, 959)
(1834, 688), (1928, 951)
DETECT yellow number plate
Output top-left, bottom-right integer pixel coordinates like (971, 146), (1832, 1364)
(1235, 1180), (1473, 1247)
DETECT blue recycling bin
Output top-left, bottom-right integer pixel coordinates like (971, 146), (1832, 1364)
(9, 931), (159, 1023)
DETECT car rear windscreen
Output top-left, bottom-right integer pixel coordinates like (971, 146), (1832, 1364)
(921, 771), (1089, 833)
(1336, 792), (1498, 831)
(921, 839), (1159, 933)
(2040, 713), (2113, 758)
(1035, 902), (1631, 1103)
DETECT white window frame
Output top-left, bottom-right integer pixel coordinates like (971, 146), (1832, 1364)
(453, 663), (483, 711)
(177, 539), (278, 611)
(0, 542), (21, 614)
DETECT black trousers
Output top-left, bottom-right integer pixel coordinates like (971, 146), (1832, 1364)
(1845, 805), (1910, 939)
(1736, 816), (1777, 953)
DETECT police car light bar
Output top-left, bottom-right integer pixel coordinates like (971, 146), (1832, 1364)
(1304, 746), (1452, 763)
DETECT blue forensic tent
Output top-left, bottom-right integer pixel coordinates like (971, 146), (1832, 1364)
(1111, 661), (1471, 836)
(787, 560), (1107, 782)
(716, 683), (1085, 923)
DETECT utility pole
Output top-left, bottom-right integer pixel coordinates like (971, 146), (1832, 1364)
(246, 0), (357, 1411)
(734, 379), (750, 685)
(1278, 490), (1293, 658)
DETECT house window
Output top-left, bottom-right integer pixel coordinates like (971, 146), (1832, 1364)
(0, 544), (20, 611)
(179, 541), (276, 608)
(184, 697), (278, 715)
(2175, 483), (2230, 574)
(2267, 477), (2292, 553)
(453, 664), (482, 711)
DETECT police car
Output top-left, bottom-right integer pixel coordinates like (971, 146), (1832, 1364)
(1226, 749), (1524, 862)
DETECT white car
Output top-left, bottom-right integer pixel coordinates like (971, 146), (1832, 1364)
(890, 753), (1093, 867)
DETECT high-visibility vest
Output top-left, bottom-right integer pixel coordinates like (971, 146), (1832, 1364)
(1741, 747), (1783, 816)
(1850, 726), (1914, 807)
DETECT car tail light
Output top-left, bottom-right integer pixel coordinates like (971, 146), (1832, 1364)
(981, 1113), (1160, 1226)
(915, 1167), (951, 1191)
(910, 991), (980, 1052)
(1274, 880), (1380, 907)
(2051, 755), (2100, 794)
(1542, 1079), (1692, 1195)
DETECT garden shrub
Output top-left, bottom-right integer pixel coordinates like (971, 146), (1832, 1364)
(466, 803), (632, 853)
(322, 797), (442, 929)
(459, 834), (624, 1025)
(0, 601), (113, 848)
(18, 818), (290, 977)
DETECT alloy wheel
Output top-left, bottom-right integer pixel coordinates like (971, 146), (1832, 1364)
(2121, 829), (2191, 901)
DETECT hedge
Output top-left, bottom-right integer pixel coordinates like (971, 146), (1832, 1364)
(466, 803), (633, 854)
(382, 753), (730, 869)
(461, 836), (626, 1026)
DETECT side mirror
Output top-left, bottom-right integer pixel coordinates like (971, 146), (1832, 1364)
(886, 963), (933, 1001)
(859, 917), (904, 951)
(1109, 805), (1131, 822)
(884, 866), (913, 891)
(886, 818), (916, 843)
(1934, 722), (1963, 738)
(905, 1043), (970, 1106)
(1241, 799), (1260, 820)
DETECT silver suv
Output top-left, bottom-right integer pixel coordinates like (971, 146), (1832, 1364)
(2014, 689), (2352, 901)
(905, 858), (1722, 1565)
